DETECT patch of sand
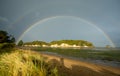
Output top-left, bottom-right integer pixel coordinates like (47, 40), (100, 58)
(41, 53), (120, 76)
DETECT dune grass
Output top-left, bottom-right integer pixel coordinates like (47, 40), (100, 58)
(0, 49), (58, 76)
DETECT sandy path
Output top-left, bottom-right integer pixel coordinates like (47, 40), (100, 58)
(41, 53), (120, 76)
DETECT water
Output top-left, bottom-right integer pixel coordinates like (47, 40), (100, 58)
(40, 51), (120, 68)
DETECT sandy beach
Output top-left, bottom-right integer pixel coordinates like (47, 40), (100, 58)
(41, 53), (120, 76)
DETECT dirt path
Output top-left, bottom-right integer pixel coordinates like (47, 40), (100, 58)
(41, 53), (120, 76)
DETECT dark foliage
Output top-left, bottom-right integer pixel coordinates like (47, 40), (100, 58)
(0, 30), (15, 43)
(0, 30), (16, 52)
(17, 40), (23, 46)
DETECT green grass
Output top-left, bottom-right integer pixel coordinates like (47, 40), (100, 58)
(0, 49), (58, 76)
(33, 47), (120, 62)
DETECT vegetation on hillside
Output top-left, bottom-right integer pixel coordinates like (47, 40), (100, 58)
(50, 40), (93, 46)
(23, 40), (94, 47)
(23, 40), (48, 46)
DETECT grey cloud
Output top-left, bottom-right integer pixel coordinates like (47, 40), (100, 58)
(0, 16), (9, 22)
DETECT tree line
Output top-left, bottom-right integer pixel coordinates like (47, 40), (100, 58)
(21, 40), (94, 47)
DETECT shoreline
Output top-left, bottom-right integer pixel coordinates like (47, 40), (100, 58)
(40, 51), (120, 68)
(39, 52), (120, 76)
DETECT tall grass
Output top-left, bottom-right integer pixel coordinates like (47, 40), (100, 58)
(0, 50), (58, 76)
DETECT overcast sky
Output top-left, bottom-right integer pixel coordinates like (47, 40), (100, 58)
(0, 0), (120, 47)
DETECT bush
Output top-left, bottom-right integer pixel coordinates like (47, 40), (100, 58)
(0, 43), (15, 49)
(0, 43), (15, 53)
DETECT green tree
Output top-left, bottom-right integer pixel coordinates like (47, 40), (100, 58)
(0, 30), (15, 50)
(0, 30), (8, 43)
(0, 30), (15, 43)
(17, 40), (23, 46)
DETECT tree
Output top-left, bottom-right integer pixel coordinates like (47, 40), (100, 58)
(0, 30), (8, 43)
(0, 30), (15, 49)
(0, 30), (15, 43)
(17, 40), (23, 46)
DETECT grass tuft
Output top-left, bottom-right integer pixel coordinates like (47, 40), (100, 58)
(0, 50), (58, 76)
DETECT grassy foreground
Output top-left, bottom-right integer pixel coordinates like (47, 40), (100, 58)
(0, 49), (58, 76)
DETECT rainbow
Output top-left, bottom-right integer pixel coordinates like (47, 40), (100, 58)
(6, 9), (35, 30)
(17, 16), (115, 47)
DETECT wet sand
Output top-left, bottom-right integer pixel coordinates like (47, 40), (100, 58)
(41, 53), (120, 76)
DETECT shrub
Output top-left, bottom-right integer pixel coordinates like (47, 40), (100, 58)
(0, 43), (15, 53)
